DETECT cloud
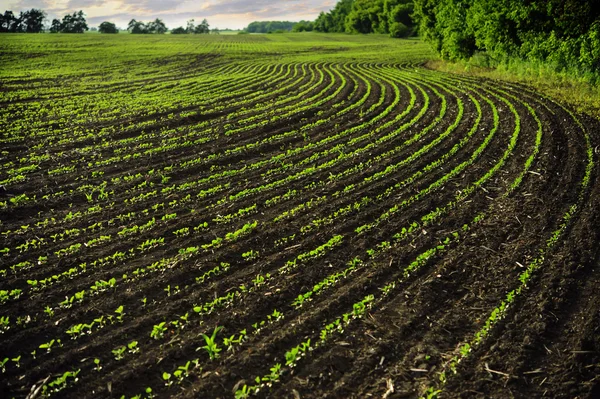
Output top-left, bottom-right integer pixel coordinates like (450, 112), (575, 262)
(8, 0), (55, 10)
(4, 0), (337, 30)
(65, 0), (105, 8)
(122, 0), (189, 13)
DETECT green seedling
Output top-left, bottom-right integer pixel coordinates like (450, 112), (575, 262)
(162, 371), (172, 386)
(197, 326), (223, 360)
(150, 322), (167, 340)
(115, 305), (125, 323)
(127, 340), (139, 354)
(112, 346), (126, 360)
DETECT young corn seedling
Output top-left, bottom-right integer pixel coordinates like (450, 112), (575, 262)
(285, 346), (300, 367)
(150, 322), (167, 340)
(197, 326), (223, 360)
(241, 250), (259, 261)
(39, 339), (60, 354)
(0, 316), (9, 333)
(115, 305), (125, 323)
(256, 363), (282, 387)
(44, 306), (54, 317)
(127, 340), (139, 354)
(162, 371), (173, 386)
(112, 346), (127, 360)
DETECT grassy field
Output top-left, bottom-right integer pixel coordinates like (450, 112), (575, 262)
(1, 33), (599, 399)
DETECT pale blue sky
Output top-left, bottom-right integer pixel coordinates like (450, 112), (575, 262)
(3, 0), (335, 29)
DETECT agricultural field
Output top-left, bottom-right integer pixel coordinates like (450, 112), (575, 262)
(1, 33), (599, 398)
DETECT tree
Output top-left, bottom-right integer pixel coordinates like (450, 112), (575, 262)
(147, 18), (167, 34)
(21, 9), (46, 32)
(412, 0), (600, 74)
(313, 0), (415, 36)
(171, 26), (186, 34)
(60, 10), (88, 33)
(98, 21), (118, 33)
(0, 10), (20, 32)
(314, 12), (334, 32)
(314, 0), (354, 33)
(49, 18), (61, 33)
(387, 0), (414, 37)
(129, 18), (167, 34)
(244, 21), (296, 33)
(186, 19), (195, 33)
(293, 20), (314, 32)
(194, 19), (209, 34)
(128, 19), (146, 34)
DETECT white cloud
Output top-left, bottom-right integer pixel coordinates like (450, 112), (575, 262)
(2, 0), (334, 29)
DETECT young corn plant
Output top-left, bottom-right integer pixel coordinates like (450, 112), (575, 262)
(150, 322), (167, 340)
(197, 326), (223, 360)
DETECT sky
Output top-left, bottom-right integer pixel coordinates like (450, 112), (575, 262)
(2, 0), (336, 30)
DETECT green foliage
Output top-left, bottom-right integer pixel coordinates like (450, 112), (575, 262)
(414, 0), (600, 80)
(59, 10), (88, 33)
(315, 0), (415, 37)
(245, 21), (296, 33)
(127, 18), (167, 34)
(171, 26), (186, 34)
(198, 326), (223, 360)
(0, 9), (46, 33)
(292, 20), (315, 32)
(98, 21), (118, 34)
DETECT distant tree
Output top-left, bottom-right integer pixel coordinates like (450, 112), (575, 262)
(186, 19), (195, 33)
(98, 21), (118, 33)
(21, 9), (46, 32)
(0, 9), (46, 33)
(292, 20), (314, 32)
(49, 18), (60, 33)
(60, 10), (88, 33)
(128, 19), (147, 33)
(211, 27), (220, 34)
(313, 0), (415, 37)
(245, 21), (296, 33)
(147, 18), (167, 34)
(194, 18), (209, 34)
(0, 10), (20, 32)
(49, 18), (61, 33)
(171, 26), (186, 34)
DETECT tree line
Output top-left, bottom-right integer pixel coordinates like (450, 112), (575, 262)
(1, 9), (47, 32)
(1, 8), (215, 34)
(413, 0), (600, 76)
(245, 21), (297, 33)
(170, 19), (213, 34)
(313, 0), (416, 38)
(240, 1), (415, 37)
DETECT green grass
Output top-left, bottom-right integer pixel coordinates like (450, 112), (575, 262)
(427, 58), (600, 120)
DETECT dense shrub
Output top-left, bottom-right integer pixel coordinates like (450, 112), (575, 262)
(413, 0), (600, 75)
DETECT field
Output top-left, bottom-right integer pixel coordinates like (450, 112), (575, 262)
(1, 33), (599, 398)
